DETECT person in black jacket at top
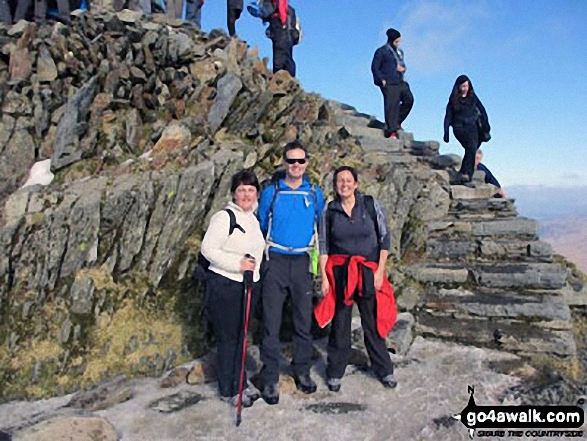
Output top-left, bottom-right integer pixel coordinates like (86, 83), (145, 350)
(371, 28), (414, 139)
(443, 75), (490, 183)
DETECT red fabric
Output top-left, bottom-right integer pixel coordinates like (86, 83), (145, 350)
(272, 0), (288, 25)
(314, 255), (397, 339)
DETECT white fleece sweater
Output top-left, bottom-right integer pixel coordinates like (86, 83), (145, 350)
(201, 202), (265, 282)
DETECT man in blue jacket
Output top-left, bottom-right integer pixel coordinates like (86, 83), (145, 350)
(371, 28), (414, 139)
(257, 140), (325, 404)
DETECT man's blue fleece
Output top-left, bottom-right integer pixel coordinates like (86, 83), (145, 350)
(257, 177), (325, 255)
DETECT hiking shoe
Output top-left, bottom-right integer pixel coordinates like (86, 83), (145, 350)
(383, 130), (392, 138)
(380, 374), (398, 389)
(294, 374), (317, 394)
(221, 393), (253, 408)
(244, 383), (261, 402)
(327, 378), (342, 392)
(262, 383), (279, 405)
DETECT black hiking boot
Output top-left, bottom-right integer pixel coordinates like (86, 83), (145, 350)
(294, 374), (317, 394)
(327, 378), (342, 392)
(262, 383), (279, 405)
(380, 374), (398, 389)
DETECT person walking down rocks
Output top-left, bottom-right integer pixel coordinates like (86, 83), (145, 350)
(14, 0), (71, 24)
(443, 74), (491, 184)
(371, 28), (414, 139)
(315, 166), (397, 393)
(257, 141), (325, 405)
(267, 0), (299, 77)
(200, 169), (266, 408)
(475, 150), (505, 198)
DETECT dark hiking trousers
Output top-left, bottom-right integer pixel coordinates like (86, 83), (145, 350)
(326, 264), (393, 380)
(207, 271), (259, 398)
(261, 252), (313, 383)
(0, 0), (11, 25)
(227, 0), (242, 36)
(186, 0), (203, 28)
(15, 0), (70, 23)
(454, 125), (480, 180)
(380, 80), (414, 132)
(269, 17), (295, 77)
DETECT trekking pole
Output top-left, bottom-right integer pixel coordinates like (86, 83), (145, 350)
(236, 264), (254, 427)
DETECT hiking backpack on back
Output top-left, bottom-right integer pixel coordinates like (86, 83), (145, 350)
(193, 208), (245, 283)
(246, 0), (276, 21)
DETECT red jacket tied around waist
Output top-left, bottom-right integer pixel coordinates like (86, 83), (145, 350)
(314, 254), (397, 339)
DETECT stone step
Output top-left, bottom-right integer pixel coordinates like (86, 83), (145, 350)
(428, 217), (539, 239)
(415, 313), (576, 356)
(472, 262), (567, 290)
(426, 238), (553, 261)
(404, 262), (567, 290)
(364, 151), (417, 166)
(420, 287), (571, 323)
(450, 184), (500, 200)
(448, 197), (517, 217)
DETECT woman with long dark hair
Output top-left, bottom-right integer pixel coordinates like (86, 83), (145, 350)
(443, 75), (490, 183)
(315, 166), (397, 392)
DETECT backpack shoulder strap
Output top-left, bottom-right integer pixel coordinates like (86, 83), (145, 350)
(363, 195), (380, 243)
(223, 208), (245, 235)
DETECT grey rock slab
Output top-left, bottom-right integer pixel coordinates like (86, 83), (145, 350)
(12, 416), (118, 441)
(424, 153), (461, 170)
(68, 375), (132, 411)
(141, 161), (215, 285)
(451, 185), (496, 200)
(51, 76), (99, 171)
(36, 45), (58, 83)
(472, 263), (567, 290)
(416, 313), (576, 356)
(149, 390), (205, 413)
(208, 72), (243, 133)
(471, 217), (538, 237)
(69, 274), (95, 315)
(387, 312), (415, 356)
(405, 264), (469, 284)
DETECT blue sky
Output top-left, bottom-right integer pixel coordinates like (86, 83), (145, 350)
(200, 0), (587, 188)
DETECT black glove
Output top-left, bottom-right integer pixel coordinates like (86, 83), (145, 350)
(443, 133), (449, 143)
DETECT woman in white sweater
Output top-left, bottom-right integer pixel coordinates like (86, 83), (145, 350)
(200, 169), (265, 408)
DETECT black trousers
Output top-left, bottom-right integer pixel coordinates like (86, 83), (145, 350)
(227, 4), (242, 36)
(269, 18), (296, 77)
(326, 265), (393, 380)
(207, 271), (259, 397)
(454, 125), (480, 180)
(14, 0), (70, 23)
(261, 252), (313, 383)
(380, 81), (414, 132)
(0, 0), (11, 25)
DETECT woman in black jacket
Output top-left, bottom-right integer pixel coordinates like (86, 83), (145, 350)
(315, 166), (397, 393)
(443, 75), (490, 183)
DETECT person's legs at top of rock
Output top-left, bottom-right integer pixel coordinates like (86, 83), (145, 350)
(227, 0), (243, 36)
(185, 0), (203, 28)
(0, 0), (12, 25)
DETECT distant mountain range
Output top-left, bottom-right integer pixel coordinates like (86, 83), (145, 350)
(509, 185), (587, 273)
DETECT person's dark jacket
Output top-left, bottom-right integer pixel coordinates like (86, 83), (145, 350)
(228, 0), (242, 11)
(477, 163), (501, 188)
(371, 44), (403, 86)
(444, 95), (489, 140)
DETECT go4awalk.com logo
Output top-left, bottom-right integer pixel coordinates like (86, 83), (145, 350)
(453, 386), (585, 438)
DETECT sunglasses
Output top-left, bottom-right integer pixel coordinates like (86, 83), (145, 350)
(285, 158), (307, 165)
